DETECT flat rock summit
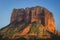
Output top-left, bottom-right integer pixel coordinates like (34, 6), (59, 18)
(0, 6), (60, 40)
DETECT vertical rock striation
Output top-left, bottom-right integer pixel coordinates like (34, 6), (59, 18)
(11, 6), (56, 33)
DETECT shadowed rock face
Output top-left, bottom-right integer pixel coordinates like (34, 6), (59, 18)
(11, 6), (56, 33)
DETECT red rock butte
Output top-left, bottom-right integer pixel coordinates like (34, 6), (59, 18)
(11, 6), (56, 33)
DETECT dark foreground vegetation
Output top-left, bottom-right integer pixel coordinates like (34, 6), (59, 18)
(0, 35), (60, 40)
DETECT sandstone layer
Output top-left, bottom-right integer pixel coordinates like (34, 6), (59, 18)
(11, 6), (56, 33)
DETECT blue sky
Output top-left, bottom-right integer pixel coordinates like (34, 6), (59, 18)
(0, 0), (60, 31)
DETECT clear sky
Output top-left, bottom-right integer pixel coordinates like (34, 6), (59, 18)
(0, 0), (60, 31)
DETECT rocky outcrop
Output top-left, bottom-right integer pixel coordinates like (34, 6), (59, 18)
(11, 6), (56, 33)
(0, 6), (58, 40)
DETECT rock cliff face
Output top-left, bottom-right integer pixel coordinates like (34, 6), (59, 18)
(0, 6), (57, 40)
(11, 6), (56, 33)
